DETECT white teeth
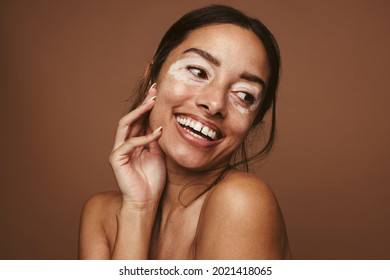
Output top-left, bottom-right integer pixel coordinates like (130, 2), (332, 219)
(176, 116), (218, 140)
(201, 126), (209, 136)
(185, 128), (205, 140)
(193, 122), (202, 132)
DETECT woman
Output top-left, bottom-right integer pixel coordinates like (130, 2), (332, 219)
(79, 4), (291, 260)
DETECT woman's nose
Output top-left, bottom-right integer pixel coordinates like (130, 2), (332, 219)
(195, 85), (227, 118)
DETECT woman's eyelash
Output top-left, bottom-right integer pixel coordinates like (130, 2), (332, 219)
(184, 65), (257, 105)
(187, 66), (208, 79)
(237, 91), (255, 104)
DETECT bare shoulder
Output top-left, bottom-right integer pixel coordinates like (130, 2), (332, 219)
(81, 191), (122, 219)
(211, 170), (277, 210)
(195, 170), (291, 259)
(79, 191), (122, 259)
(201, 171), (280, 225)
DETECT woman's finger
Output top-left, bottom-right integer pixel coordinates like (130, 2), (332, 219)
(116, 96), (155, 142)
(145, 124), (163, 156)
(110, 126), (162, 166)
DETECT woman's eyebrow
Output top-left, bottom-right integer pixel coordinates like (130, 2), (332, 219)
(183, 48), (221, 66)
(183, 47), (265, 89)
(240, 72), (266, 89)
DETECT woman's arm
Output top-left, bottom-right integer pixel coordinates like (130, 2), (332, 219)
(112, 202), (158, 259)
(108, 85), (165, 259)
(78, 192), (159, 260)
(195, 171), (290, 259)
(78, 192), (114, 259)
(79, 84), (166, 259)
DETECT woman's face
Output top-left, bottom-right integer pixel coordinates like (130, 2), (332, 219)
(149, 23), (270, 172)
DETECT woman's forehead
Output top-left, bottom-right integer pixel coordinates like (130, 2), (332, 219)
(165, 24), (270, 80)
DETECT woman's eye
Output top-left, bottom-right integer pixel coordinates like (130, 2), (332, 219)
(237, 91), (255, 105)
(187, 66), (208, 79)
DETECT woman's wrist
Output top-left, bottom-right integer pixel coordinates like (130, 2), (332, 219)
(112, 203), (157, 260)
(116, 200), (159, 225)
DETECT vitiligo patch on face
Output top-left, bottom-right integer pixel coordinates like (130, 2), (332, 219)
(229, 93), (262, 116)
(229, 82), (261, 115)
(229, 94), (249, 114)
(167, 58), (260, 116)
(167, 58), (212, 86)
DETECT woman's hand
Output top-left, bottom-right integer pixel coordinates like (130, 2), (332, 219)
(109, 84), (166, 210)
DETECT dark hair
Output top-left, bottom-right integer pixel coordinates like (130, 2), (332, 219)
(131, 4), (280, 171)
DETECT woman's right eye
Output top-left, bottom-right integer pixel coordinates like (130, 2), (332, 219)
(187, 66), (208, 80)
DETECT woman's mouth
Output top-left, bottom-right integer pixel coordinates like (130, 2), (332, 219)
(176, 115), (220, 141)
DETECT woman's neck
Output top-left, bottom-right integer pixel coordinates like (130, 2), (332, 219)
(158, 158), (228, 217)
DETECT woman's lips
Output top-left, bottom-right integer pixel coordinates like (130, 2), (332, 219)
(174, 114), (224, 147)
(176, 115), (219, 140)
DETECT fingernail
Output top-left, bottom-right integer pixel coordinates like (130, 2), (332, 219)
(147, 96), (156, 104)
(146, 83), (157, 96)
(152, 126), (162, 134)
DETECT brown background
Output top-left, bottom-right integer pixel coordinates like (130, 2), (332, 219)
(1, 0), (389, 259)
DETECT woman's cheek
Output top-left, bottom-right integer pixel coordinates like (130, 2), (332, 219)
(227, 103), (256, 135)
(148, 85), (182, 130)
(148, 97), (167, 130)
(148, 104), (158, 130)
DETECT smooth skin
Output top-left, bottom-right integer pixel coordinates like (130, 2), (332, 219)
(79, 24), (291, 260)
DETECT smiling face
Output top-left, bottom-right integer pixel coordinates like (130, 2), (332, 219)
(149, 24), (270, 173)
